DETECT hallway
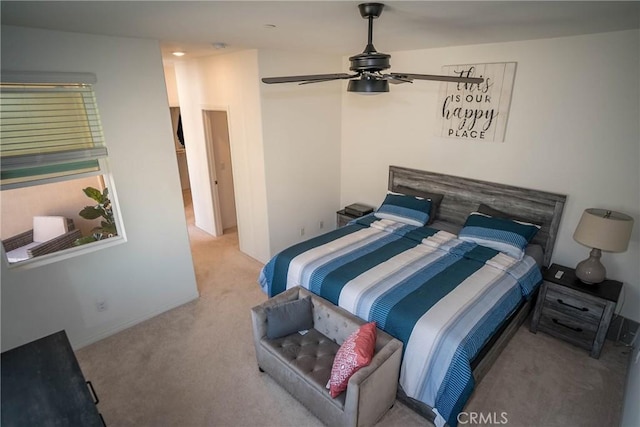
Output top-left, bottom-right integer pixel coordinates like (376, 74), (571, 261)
(181, 189), (252, 296)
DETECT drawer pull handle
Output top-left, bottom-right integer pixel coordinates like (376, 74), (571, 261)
(552, 318), (583, 332)
(557, 299), (588, 312)
(86, 380), (99, 405)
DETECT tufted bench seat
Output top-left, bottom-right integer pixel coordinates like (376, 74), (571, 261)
(251, 287), (403, 427)
(264, 329), (347, 409)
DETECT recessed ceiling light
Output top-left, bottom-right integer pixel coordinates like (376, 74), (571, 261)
(172, 51), (186, 57)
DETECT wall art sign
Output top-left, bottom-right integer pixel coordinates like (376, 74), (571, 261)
(436, 62), (516, 142)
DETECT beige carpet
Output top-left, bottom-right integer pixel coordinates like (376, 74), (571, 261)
(75, 192), (630, 426)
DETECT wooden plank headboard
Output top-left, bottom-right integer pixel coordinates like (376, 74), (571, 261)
(388, 166), (567, 267)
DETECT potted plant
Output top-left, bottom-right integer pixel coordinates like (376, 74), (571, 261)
(74, 187), (117, 245)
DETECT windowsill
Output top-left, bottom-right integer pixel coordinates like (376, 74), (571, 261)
(3, 235), (126, 271)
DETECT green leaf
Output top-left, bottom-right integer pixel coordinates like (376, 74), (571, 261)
(83, 187), (104, 203)
(78, 186), (116, 238)
(79, 206), (102, 220)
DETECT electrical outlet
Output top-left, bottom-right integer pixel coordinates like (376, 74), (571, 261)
(319, 220), (324, 229)
(300, 227), (305, 236)
(96, 300), (108, 312)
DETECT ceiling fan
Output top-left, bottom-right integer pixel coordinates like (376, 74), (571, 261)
(261, 2), (484, 93)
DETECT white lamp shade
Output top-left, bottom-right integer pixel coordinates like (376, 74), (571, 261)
(573, 209), (634, 252)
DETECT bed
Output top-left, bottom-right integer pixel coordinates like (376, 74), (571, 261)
(259, 166), (566, 426)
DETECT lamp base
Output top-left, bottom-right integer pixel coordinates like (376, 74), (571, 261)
(575, 248), (605, 284)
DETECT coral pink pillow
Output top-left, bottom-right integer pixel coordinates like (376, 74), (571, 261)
(328, 322), (377, 398)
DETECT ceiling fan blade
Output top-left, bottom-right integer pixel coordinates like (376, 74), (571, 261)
(390, 73), (484, 84)
(299, 77), (350, 85)
(385, 74), (413, 84)
(262, 73), (356, 84)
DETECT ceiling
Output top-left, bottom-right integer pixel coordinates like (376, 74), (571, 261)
(2, 1), (639, 64)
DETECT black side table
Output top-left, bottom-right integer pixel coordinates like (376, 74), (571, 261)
(336, 203), (374, 227)
(530, 263), (622, 358)
(1, 330), (104, 426)
(336, 209), (358, 227)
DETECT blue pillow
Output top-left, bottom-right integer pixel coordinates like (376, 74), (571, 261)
(374, 193), (431, 227)
(458, 212), (540, 259)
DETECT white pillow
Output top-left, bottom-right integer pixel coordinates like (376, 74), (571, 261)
(33, 216), (68, 242)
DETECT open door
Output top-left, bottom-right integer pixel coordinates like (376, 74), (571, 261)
(202, 109), (237, 235)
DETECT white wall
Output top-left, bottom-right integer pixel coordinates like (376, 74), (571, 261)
(163, 63), (180, 107)
(174, 49), (342, 262)
(174, 50), (271, 262)
(341, 30), (640, 322)
(621, 41), (640, 427)
(258, 50), (343, 254)
(173, 60), (215, 235)
(0, 26), (199, 350)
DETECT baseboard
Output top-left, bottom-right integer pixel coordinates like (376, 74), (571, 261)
(608, 315), (639, 346)
(73, 290), (200, 350)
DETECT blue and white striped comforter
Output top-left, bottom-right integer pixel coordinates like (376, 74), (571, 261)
(259, 215), (541, 427)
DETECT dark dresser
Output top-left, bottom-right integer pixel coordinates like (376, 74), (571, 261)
(1, 330), (104, 426)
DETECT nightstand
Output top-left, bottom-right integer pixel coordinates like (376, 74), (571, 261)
(530, 263), (622, 359)
(336, 203), (374, 227)
(336, 209), (358, 227)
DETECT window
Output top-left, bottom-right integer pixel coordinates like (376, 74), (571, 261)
(0, 71), (124, 267)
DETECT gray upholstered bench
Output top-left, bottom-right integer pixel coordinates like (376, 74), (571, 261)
(251, 287), (403, 427)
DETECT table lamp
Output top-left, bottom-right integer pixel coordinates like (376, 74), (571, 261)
(573, 208), (634, 284)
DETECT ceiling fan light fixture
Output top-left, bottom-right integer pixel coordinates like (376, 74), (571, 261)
(348, 78), (389, 93)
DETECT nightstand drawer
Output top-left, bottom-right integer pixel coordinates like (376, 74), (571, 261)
(538, 307), (598, 350)
(543, 284), (605, 326)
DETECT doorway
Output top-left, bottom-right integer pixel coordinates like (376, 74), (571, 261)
(202, 109), (237, 234)
(169, 107), (191, 191)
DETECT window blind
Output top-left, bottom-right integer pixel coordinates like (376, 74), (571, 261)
(0, 78), (107, 188)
